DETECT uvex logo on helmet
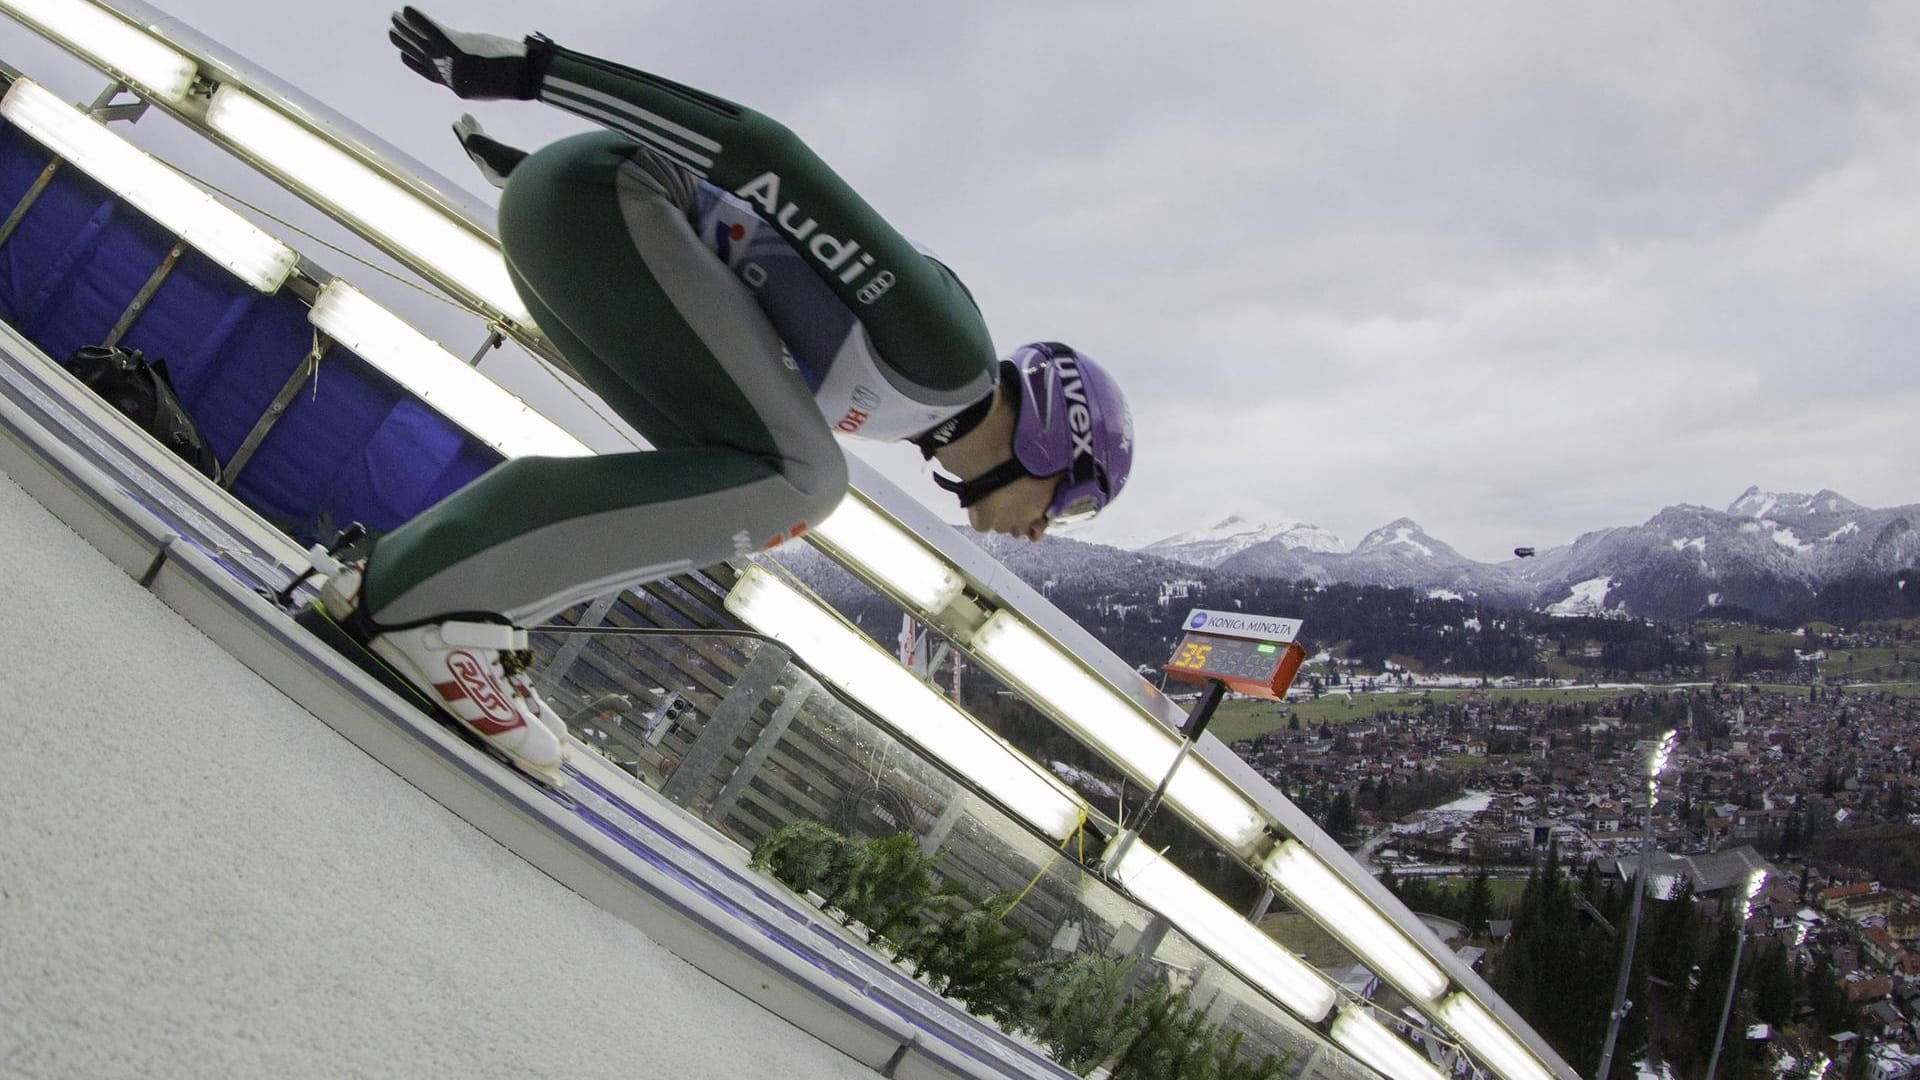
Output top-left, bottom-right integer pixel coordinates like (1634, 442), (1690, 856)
(1057, 355), (1097, 465)
(999, 342), (1130, 523)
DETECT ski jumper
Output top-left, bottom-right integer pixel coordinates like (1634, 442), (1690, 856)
(360, 46), (998, 627)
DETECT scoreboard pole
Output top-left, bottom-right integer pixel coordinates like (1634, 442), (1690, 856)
(1103, 607), (1305, 877)
(1103, 677), (1228, 873)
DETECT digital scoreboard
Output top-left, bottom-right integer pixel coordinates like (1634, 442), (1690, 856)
(1161, 608), (1307, 700)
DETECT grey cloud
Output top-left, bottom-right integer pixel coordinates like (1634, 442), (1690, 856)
(31, 0), (1915, 562)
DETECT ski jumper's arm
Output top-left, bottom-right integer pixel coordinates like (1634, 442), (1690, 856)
(532, 44), (996, 398)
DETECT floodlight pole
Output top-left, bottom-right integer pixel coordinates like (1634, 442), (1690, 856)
(1704, 912), (1754, 1080)
(1595, 783), (1657, 1080)
(1705, 871), (1767, 1080)
(1597, 731), (1675, 1080)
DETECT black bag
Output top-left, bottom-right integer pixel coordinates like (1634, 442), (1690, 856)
(63, 345), (223, 482)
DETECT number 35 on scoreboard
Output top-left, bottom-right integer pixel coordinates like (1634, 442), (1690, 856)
(1171, 641), (1213, 669)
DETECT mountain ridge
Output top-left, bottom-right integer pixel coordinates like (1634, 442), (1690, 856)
(772, 488), (1916, 678)
(1140, 488), (1920, 620)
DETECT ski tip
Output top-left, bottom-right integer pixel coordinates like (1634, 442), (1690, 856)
(512, 755), (569, 791)
(523, 767), (568, 791)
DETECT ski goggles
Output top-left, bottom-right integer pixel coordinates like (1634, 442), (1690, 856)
(1045, 454), (1109, 524)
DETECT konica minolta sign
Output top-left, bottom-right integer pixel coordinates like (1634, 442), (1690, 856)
(1181, 609), (1303, 643)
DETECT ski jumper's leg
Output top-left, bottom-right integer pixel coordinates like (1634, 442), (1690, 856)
(360, 131), (847, 627)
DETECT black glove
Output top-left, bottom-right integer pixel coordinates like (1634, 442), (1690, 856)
(388, 7), (552, 100)
(452, 114), (527, 190)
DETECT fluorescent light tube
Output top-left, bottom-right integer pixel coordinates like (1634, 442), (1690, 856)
(724, 565), (1085, 839)
(1647, 729), (1677, 806)
(0, 78), (295, 292)
(810, 495), (964, 613)
(308, 280), (587, 459)
(1262, 841), (1448, 1002)
(1649, 730), (1677, 778)
(1740, 869), (1767, 922)
(1331, 1006), (1446, 1080)
(1108, 844), (1337, 1023)
(0, 0), (196, 103)
(1436, 993), (1554, 1080)
(204, 86), (531, 327)
(971, 611), (1266, 851)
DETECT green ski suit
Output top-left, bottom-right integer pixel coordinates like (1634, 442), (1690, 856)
(362, 45), (998, 627)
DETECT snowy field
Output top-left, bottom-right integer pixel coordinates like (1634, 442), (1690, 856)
(0, 470), (875, 1079)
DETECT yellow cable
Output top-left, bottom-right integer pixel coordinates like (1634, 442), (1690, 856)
(1000, 804), (1089, 919)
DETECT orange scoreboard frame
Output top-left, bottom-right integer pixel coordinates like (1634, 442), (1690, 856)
(1160, 609), (1307, 700)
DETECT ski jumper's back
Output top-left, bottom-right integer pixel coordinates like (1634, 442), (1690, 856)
(542, 46), (997, 439)
(359, 45), (997, 627)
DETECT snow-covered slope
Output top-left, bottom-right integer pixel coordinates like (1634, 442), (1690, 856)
(1143, 515), (1345, 567)
(0, 471), (874, 1080)
(1545, 576), (1617, 617)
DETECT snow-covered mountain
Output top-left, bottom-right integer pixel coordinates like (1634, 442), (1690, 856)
(1142, 515), (1344, 567)
(1340, 519), (1524, 597)
(1726, 485), (1864, 521)
(1517, 488), (1920, 618)
(1136, 489), (1920, 620)
(773, 488), (1916, 673)
(1212, 518), (1532, 606)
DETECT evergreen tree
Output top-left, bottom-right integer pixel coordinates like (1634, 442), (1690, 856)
(750, 819), (856, 900)
(1778, 813), (1803, 858)
(1326, 790), (1357, 840)
(928, 891), (1034, 1027)
(1210, 1031), (1293, 1080)
(830, 831), (935, 940)
(1808, 953), (1851, 1035)
(1025, 952), (1134, 1076)
(1107, 983), (1212, 1080)
(893, 879), (974, 979)
(1646, 881), (1699, 992)
(1748, 942), (1794, 1029)
(1463, 865), (1494, 936)
(1490, 847), (1614, 1070)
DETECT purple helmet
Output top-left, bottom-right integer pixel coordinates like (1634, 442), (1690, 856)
(1006, 342), (1133, 523)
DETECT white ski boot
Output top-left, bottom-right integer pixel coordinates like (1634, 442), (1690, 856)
(317, 560), (568, 786)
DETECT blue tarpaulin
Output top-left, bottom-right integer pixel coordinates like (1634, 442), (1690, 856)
(0, 119), (504, 545)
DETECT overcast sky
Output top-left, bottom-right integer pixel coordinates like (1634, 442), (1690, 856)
(14, 2), (1920, 561)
